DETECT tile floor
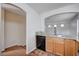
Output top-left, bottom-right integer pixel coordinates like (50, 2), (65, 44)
(28, 49), (54, 56)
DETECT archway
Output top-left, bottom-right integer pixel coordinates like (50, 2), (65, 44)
(1, 3), (26, 56)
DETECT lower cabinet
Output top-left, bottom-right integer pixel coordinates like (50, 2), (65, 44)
(54, 38), (64, 56)
(46, 37), (55, 54)
(46, 37), (77, 56)
(46, 37), (52, 53)
(64, 39), (77, 56)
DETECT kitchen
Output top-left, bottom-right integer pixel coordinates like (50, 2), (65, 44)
(36, 12), (79, 56)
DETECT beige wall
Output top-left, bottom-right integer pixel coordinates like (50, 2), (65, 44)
(0, 6), (5, 52)
(0, 4), (4, 52)
(4, 10), (26, 48)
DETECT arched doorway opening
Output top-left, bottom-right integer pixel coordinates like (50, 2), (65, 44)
(1, 3), (26, 56)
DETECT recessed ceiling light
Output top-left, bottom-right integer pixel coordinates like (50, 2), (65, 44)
(54, 25), (57, 27)
(48, 25), (51, 28)
(61, 24), (64, 27)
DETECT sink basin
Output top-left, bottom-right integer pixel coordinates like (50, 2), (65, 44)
(57, 35), (62, 37)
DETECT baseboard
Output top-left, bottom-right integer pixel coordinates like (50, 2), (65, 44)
(0, 48), (5, 52)
(1, 44), (36, 55)
(1, 45), (26, 52)
(26, 47), (36, 54)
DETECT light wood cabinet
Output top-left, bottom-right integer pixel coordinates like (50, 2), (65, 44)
(64, 39), (77, 56)
(54, 38), (64, 55)
(46, 37), (64, 55)
(46, 36), (77, 56)
(46, 37), (54, 53)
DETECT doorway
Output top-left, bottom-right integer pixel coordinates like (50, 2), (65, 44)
(1, 3), (26, 55)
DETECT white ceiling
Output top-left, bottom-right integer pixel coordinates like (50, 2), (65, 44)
(27, 3), (76, 14)
(46, 12), (77, 22)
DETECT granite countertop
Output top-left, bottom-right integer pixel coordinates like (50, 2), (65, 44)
(36, 34), (78, 41)
(36, 31), (78, 41)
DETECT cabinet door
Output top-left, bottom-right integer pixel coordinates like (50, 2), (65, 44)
(46, 37), (53, 53)
(51, 37), (56, 54)
(54, 38), (64, 56)
(65, 39), (77, 56)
